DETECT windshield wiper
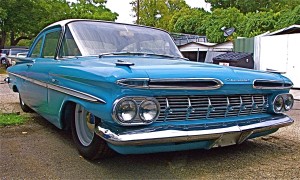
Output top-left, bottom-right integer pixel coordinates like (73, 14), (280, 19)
(99, 52), (185, 60)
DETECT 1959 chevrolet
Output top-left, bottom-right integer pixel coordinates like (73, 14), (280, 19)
(7, 19), (294, 160)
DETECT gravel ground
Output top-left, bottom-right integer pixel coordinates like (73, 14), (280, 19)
(0, 74), (299, 179)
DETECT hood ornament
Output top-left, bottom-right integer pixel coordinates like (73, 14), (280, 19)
(115, 60), (134, 66)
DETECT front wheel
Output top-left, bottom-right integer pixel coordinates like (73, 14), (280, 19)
(71, 103), (115, 160)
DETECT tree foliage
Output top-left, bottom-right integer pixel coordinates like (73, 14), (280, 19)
(205, 0), (300, 13)
(242, 11), (277, 37)
(171, 8), (209, 35)
(205, 7), (245, 43)
(131, 0), (300, 43)
(130, 0), (188, 30)
(0, 0), (118, 48)
(275, 5), (300, 29)
(68, 0), (118, 20)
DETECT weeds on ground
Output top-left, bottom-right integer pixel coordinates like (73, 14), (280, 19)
(0, 113), (28, 126)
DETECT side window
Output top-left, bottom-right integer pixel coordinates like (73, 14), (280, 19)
(42, 30), (61, 58)
(31, 38), (43, 58)
(59, 27), (81, 58)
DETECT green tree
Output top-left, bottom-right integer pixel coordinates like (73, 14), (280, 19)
(0, 0), (118, 49)
(275, 5), (300, 29)
(68, 0), (118, 20)
(204, 0), (300, 13)
(205, 7), (245, 43)
(172, 8), (209, 35)
(130, 0), (188, 30)
(242, 11), (277, 37)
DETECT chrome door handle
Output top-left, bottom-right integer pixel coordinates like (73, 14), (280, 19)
(26, 64), (33, 67)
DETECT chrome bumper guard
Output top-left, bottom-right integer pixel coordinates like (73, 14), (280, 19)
(95, 115), (293, 147)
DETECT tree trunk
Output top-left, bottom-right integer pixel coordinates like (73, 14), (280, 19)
(0, 31), (7, 49)
(9, 31), (32, 46)
(10, 31), (16, 46)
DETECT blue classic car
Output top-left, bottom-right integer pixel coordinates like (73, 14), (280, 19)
(7, 19), (294, 160)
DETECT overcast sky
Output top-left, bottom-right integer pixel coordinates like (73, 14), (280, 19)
(69, 0), (211, 24)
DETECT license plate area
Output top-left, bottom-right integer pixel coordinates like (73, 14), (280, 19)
(212, 132), (241, 148)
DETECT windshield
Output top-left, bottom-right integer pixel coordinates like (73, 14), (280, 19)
(66, 21), (182, 58)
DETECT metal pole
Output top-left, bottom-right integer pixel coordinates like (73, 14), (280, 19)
(137, 0), (140, 24)
(197, 48), (199, 62)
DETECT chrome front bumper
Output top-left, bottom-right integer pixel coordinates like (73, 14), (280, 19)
(95, 115), (293, 148)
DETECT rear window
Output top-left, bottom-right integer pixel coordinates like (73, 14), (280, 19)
(0, 49), (9, 54)
(10, 49), (28, 55)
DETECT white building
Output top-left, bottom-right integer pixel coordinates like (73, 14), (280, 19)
(235, 25), (300, 88)
(178, 41), (233, 63)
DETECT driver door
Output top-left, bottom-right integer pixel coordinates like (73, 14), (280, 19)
(25, 28), (61, 117)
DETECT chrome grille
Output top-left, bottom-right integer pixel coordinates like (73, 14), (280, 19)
(156, 94), (269, 121)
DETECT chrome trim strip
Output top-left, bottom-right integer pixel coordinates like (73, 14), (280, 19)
(149, 78), (223, 90)
(149, 78), (220, 83)
(253, 79), (293, 89)
(95, 115), (293, 146)
(9, 72), (48, 88)
(117, 78), (224, 90)
(48, 84), (106, 103)
(8, 72), (105, 103)
(116, 78), (150, 88)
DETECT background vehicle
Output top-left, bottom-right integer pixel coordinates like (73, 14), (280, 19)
(1, 49), (10, 65)
(0, 48), (28, 68)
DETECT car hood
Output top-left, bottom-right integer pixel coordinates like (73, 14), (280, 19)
(75, 56), (287, 85)
(45, 56), (292, 97)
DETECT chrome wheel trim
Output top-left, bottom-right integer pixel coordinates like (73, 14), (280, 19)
(20, 96), (25, 106)
(75, 104), (95, 146)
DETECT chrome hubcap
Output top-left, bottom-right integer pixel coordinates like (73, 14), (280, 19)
(75, 104), (95, 146)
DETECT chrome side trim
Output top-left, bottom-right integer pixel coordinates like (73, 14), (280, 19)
(253, 79), (293, 89)
(95, 115), (293, 146)
(8, 72), (105, 103)
(47, 83), (106, 103)
(9, 72), (47, 88)
(117, 78), (223, 90)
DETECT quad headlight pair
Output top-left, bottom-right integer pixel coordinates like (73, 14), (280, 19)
(273, 93), (294, 113)
(112, 97), (160, 126)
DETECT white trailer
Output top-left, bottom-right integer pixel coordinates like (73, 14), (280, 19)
(257, 33), (300, 88)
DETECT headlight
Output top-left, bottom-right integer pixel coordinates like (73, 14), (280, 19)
(113, 97), (160, 126)
(139, 99), (159, 121)
(273, 93), (294, 113)
(284, 94), (294, 111)
(274, 95), (284, 113)
(116, 99), (137, 122)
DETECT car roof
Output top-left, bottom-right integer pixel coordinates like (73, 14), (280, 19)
(43, 19), (168, 34)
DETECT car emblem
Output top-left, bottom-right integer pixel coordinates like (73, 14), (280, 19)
(225, 78), (250, 82)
